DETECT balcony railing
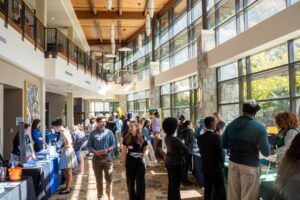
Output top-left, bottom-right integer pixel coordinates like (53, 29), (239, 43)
(0, 0), (108, 82)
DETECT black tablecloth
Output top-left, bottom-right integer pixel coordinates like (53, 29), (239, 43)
(0, 177), (36, 200)
(23, 162), (51, 200)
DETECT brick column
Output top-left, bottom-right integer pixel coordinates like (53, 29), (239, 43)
(118, 95), (127, 115)
(149, 62), (160, 109)
(197, 30), (217, 118)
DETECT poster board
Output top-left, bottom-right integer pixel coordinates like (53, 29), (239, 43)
(24, 81), (40, 124)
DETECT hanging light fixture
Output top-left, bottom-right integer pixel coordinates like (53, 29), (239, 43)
(111, 43), (116, 55)
(146, 14), (151, 37)
(106, 0), (112, 11)
(110, 23), (115, 44)
(148, 0), (154, 18)
(138, 34), (142, 50)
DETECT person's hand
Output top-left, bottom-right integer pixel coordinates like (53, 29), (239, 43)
(31, 153), (36, 160)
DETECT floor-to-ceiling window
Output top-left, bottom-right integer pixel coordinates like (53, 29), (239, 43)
(217, 37), (300, 126)
(88, 101), (119, 116)
(127, 90), (150, 117)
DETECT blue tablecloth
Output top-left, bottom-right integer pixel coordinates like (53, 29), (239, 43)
(192, 153), (204, 187)
(23, 156), (60, 200)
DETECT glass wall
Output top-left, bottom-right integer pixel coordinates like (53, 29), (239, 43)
(217, 37), (300, 127)
(160, 75), (199, 122)
(127, 90), (150, 117)
(88, 101), (119, 116)
(208, 0), (291, 45)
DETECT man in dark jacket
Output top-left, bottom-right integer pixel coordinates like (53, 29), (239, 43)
(198, 117), (226, 200)
(179, 120), (195, 185)
(222, 100), (271, 200)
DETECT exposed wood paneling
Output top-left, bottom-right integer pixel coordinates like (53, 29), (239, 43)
(76, 11), (146, 20)
(159, 0), (176, 17)
(90, 0), (97, 15)
(88, 39), (121, 45)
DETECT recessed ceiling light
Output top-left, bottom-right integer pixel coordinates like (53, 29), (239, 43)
(51, 17), (55, 20)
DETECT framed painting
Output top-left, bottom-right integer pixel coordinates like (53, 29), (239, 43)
(24, 81), (40, 124)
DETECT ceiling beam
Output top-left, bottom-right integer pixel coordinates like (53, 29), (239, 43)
(76, 11), (146, 20)
(90, 0), (97, 15)
(159, 0), (176, 17)
(118, 0), (122, 16)
(126, 25), (145, 43)
(144, 0), (149, 16)
(88, 39), (121, 46)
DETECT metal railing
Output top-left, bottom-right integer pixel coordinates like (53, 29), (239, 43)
(0, 0), (108, 82)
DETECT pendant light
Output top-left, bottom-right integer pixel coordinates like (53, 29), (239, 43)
(148, 0), (154, 18)
(138, 34), (142, 50)
(111, 43), (116, 55)
(106, 0), (112, 11)
(110, 23), (115, 44)
(146, 14), (151, 37)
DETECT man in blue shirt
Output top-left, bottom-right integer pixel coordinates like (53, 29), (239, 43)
(87, 116), (115, 200)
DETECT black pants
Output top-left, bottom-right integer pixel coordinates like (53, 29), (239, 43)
(34, 142), (43, 153)
(126, 157), (145, 200)
(203, 171), (226, 200)
(182, 154), (192, 183)
(166, 164), (182, 200)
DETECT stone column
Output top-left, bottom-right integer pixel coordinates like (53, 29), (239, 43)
(0, 83), (3, 155)
(67, 93), (74, 129)
(40, 79), (46, 137)
(36, 0), (47, 26)
(197, 30), (217, 118)
(149, 62), (160, 109)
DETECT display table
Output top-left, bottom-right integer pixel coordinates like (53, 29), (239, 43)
(0, 177), (36, 200)
(192, 153), (204, 187)
(23, 156), (60, 200)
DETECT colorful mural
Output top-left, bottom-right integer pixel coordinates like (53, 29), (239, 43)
(24, 81), (40, 124)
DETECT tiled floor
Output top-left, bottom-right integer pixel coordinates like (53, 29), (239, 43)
(51, 156), (203, 200)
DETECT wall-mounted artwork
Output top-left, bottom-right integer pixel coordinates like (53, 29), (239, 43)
(24, 81), (40, 124)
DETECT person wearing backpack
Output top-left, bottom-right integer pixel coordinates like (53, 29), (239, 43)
(273, 112), (299, 162)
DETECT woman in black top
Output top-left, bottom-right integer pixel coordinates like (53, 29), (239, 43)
(121, 121), (148, 200)
(164, 117), (189, 200)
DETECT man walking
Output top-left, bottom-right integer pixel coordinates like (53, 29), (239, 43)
(222, 100), (271, 200)
(198, 117), (226, 200)
(87, 117), (115, 200)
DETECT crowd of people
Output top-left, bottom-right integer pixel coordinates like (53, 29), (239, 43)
(3, 99), (300, 200)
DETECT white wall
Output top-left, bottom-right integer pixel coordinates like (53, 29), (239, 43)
(0, 18), (46, 78)
(155, 58), (198, 86)
(0, 84), (3, 155)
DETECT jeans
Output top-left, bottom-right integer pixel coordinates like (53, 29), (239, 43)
(182, 154), (192, 183)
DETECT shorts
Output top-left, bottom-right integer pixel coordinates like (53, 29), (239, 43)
(75, 149), (88, 163)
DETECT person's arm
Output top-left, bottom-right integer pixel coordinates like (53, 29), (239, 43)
(221, 127), (229, 149)
(258, 127), (271, 157)
(174, 137), (189, 156)
(121, 145), (127, 172)
(87, 133), (96, 153)
(215, 135), (224, 163)
(274, 130), (298, 156)
(107, 131), (115, 152)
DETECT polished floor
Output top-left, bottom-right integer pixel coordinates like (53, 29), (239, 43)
(51, 156), (203, 200)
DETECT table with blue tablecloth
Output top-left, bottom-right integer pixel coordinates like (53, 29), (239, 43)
(0, 176), (36, 200)
(23, 154), (60, 200)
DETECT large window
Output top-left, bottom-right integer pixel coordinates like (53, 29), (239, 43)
(127, 90), (150, 116)
(217, 38), (300, 126)
(89, 101), (119, 116)
(160, 75), (199, 120)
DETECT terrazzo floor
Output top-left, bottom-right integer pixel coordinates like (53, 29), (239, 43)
(51, 155), (204, 200)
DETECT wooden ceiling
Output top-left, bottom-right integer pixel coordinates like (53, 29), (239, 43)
(71, 0), (172, 50)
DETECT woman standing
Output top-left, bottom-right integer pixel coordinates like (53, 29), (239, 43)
(121, 121), (148, 200)
(142, 119), (157, 167)
(274, 112), (299, 162)
(213, 112), (227, 136)
(52, 119), (77, 194)
(164, 117), (189, 200)
(274, 134), (300, 200)
(31, 119), (45, 153)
